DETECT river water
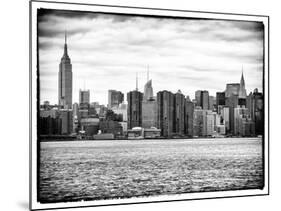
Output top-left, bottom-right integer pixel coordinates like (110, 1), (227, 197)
(39, 138), (264, 203)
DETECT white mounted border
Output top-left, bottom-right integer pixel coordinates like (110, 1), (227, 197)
(29, 0), (269, 210)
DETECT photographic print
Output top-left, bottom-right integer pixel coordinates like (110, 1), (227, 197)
(30, 0), (269, 210)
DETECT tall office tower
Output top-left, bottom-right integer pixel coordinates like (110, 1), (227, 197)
(202, 91), (209, 110)
(79, 89), (90, 106)
(225, 94), (239, 135)
(127, 90), (143, 129)
(216, 92), (225, 112)
(58, 32), (72, 109)
(79, 89), (90, 119)
(157, 90), (175, 137)
(195, 90), (209, 110)
(142, 99), (157, 128)
(238, 71), (247, 106)
(174, 90), (185, 135)
(72, 103), (79, 118)
(78, 90), (90, 120)
(184, 99), (194, 137)
(143, 80), (154, 101)
(222, 106), (230, 132)
(209, 96), (216, 110)
(143, 68), (154, 101)
(225, 83), (240, 98)
(193, 108), (204, 137)
(247, 88), (263, 135)
(142, 74), (157, 128)
(195, 90), (202, 107)
(202, 110), (215, 136)
(234, 106), (255, 136)
(72, 102), (79, 133)
(59, 109), (73, 135)
(108, 90), (124, 109)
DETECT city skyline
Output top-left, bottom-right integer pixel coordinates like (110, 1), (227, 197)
(38, 9), (264, 105)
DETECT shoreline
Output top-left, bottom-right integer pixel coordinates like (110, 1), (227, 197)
(39, 136), (262, 142)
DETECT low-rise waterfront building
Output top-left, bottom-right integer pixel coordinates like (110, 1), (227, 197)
(80, 117), (99, 136)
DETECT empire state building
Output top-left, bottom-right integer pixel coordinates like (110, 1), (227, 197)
(58, 32), (72, 109)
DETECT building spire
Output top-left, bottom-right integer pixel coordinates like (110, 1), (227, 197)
(238, 65), (247, 99)
(63, 30), (68, 57)
(240, 66), (245, 87)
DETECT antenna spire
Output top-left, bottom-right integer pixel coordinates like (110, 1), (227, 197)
(63, 30), (68, 57)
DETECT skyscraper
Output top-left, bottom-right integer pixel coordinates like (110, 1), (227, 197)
(225, 83), (240, 98)
(157, 90), (175, 137)
(216, 92), (225, 111)
(202, 110), (215, 136)
(143, 68), (154, 101)
(247, 88), (263, 135)
(234, 106), (254, 136)
(142, 74), (157, 129)
(195, 90), (209, 110)
(127, 90), (143, 129)
(209, 96), (216, 110)
(108, 90), (124, 109)
(56, 109), (73, 135)
(238, 71), (247, 106)
(184, 99), (194, 137)
(174, 90), (185, 135)
(193, 108), (204, 137)
(79, 89), (90, 106)
(222, 106), (230, 132)
(142, 99), (157, 128)
(78, 89), (90, 120)
(225, 94), (238, 135)
(58, 32), (72, 109)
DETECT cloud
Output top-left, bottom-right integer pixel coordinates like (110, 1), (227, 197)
(38, 9), (264, 104)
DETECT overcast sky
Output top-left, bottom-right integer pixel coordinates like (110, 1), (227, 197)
(38, 9), (264, 105)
